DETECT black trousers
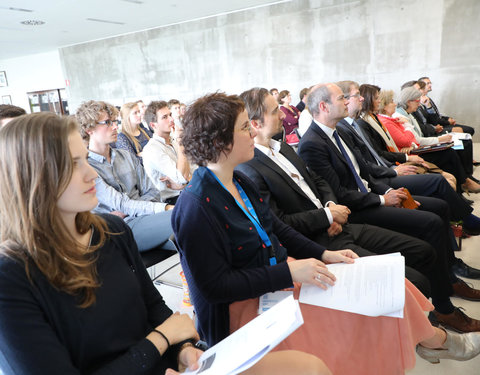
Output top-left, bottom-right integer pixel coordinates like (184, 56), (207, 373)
(312, 222), (432, 297)
(349, 196), (454, 306)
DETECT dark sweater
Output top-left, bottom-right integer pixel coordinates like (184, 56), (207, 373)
(171, 167), (326, 346)
(0, 214), (176, 375)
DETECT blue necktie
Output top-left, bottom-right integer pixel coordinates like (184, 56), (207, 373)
(332, 130), (368, 193)
(351, 121), (388, 167)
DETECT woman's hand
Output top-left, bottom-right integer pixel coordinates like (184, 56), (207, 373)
(321, 249), (358, 265)
(287, 258), (336, 290)
(165, 346), (204, 374)
(155, 312), (200, 347)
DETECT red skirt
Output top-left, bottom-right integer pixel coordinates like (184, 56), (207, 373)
(229, 279), (434, 375)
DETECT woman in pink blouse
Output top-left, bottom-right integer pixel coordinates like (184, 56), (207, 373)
(278, 90), (301, 135)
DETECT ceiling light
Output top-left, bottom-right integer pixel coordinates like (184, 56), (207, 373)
(121, 0), (144, 3)
(20, 20), (45, 26)
(86, 18), (125, 25)
(6, 7), (33, 12)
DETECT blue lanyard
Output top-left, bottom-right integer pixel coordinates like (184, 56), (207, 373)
(207, 169), (276, 266)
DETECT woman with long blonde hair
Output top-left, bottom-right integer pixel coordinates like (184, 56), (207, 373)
(116, 102), (151, 164)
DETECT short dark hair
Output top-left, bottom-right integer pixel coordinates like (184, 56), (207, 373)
(181, 93), (245, 166)
(359, 84), (381, 114)
(299, 87), (309, 100)
(0, 105), (26, 121)
(144, 101), (169, 125)
(269, 88), (278, 95)
(401, 80), (418, 90)
(418, 76), (430, 82)
(167, 99), (180, 108)
(240, 87), (270, 122)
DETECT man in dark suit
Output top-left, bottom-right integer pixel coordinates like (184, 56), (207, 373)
(297, 82), (480, 332)
(418, 77), (474, 135)
(236, 87), (437, 296)
(334, 81), (480, 242)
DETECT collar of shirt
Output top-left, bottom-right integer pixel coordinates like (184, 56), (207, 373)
(88, 148), (115, 164)
(254, 139), (281, 156)
(313, 119), (336, 139)
(344, 117), (354, 125)
(153, 133), (172, 145)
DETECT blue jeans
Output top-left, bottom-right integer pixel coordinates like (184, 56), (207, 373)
(127, 211), (175, 252)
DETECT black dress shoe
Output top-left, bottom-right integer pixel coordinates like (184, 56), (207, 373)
(461, 195), (474, 205)
(452, 259), (480, 279)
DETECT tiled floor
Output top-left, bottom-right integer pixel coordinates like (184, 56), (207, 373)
(154, 146), (480, 374)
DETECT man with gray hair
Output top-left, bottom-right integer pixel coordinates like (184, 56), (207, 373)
(297, 82), (480, 332)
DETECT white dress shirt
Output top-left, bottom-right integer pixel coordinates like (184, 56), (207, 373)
(255, 139), (333, 224)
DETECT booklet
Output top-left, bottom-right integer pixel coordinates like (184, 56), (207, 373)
(184, 295), (303, 375)
(299, 253), (405, 318)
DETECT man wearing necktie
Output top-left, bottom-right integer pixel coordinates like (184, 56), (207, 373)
(298, 83), (480, 332)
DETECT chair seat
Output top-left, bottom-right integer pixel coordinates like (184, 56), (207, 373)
(141, 248), (177, 269)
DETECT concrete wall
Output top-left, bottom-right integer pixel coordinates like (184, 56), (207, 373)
(60, 0), (480, 137)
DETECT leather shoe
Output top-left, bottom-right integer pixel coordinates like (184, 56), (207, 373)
(452, 259), (480, 279)
(417, 328), (480, 363)
(431, 308), (480, 333)
(453, 279), (480, 301)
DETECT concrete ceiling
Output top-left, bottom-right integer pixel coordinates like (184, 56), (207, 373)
(0, 0), (289, 60)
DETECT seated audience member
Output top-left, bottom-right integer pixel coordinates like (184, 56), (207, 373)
(298, 105), (313, 137)
(278, 90), (301, 136)
(167, 99), (183, 129)
(75, 100), (175, 252)
(171, 92), (480, 374)
(0, 112), (328, 375)
(358, 84), (480, 194)
(419, 76), (475, 135)
(392, 86), (479, 193)
(236, 87), (437, 295)
(269, 88), (279, 102)
(297, 83), (480, 330)
(116, 102), (151, 164)
(336, 82), (480, 277)
(136, 99), (154, 135)
(296, 87), (309, 112)
(179, 103), (187, 122)
(0, 104), (26, 127)
(142, 101), (191, 205)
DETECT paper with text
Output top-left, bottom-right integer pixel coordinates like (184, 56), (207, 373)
(184, 295), (303, 375)
(299, 253), (405, 318)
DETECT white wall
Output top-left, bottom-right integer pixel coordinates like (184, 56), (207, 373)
(0, 50), (66, 113)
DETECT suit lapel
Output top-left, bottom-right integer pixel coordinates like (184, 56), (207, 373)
(253, 147), (312, 201)
(311, 123), (350, 168)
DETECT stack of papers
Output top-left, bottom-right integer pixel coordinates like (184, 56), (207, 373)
(299, 253), (405, 318)
(184, 295), (303, 375)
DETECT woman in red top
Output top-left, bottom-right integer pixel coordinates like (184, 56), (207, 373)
(377, 90), (419, 151)
(278, 90), (301, 135)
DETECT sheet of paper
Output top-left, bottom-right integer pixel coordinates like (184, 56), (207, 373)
(299, 253), (405, 318)
(184, 295), (303, 375)
(451, 132), (470, 150)
(258, 290), (294, 314)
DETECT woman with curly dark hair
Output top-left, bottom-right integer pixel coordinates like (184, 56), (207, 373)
(172, 92), (480, 375)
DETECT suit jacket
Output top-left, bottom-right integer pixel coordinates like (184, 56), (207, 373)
(412, 109), (437, 137)
(356, 118), (408, 164)
(235, 144), (336, 238)
(297, 122), (391, 211)
(336, 119), (396, 179)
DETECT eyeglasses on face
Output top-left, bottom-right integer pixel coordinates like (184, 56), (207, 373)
(96, 119), (117, 127)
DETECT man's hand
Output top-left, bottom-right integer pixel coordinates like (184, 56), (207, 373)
(394, 164), (417, 175)
(160, 176), (186, 190)
(327, 203), (350, 224)
(321, 249), (358, 264)
(420, 95), (431, 107)
(327, 222), (343, 237)
(434, 125), (443, 133)
(407, 154), (428, 168)
(110, 211), (127, 219)
(448, 117), (456, 125)
(383, 188), (407, 207)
